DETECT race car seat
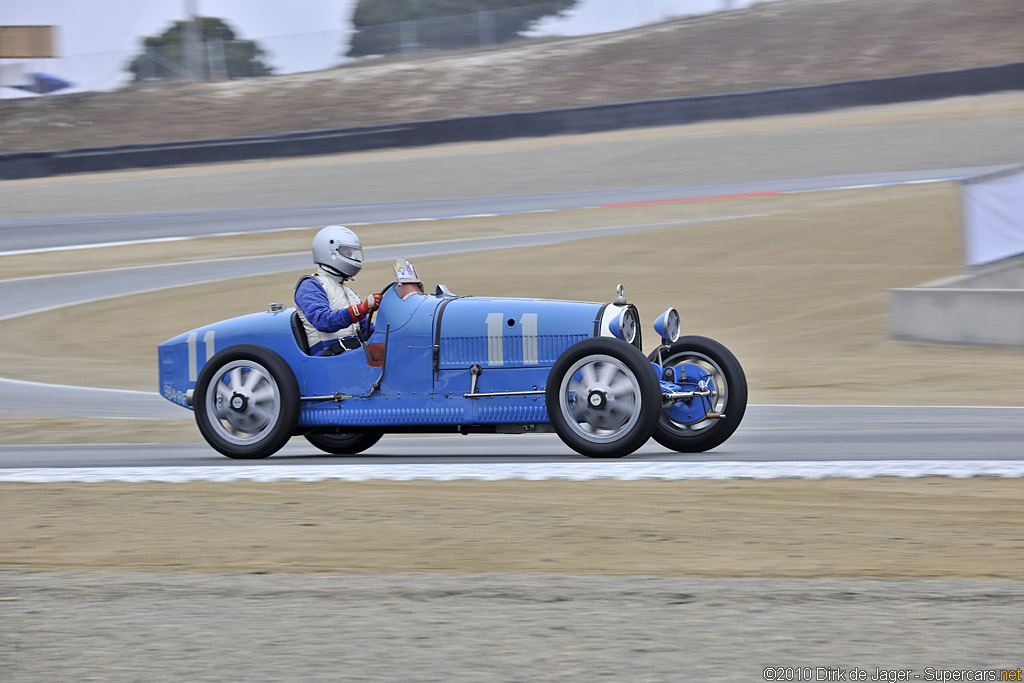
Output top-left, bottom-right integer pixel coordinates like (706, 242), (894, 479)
(291, 311), (311, 354)
(292, 309), (384, 367)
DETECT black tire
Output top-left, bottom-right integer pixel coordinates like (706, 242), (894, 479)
(648, 336), (747, 453)
(304, 431), (384, 455)
(546, 337), (661, 458)
(194, 344), (300, 459)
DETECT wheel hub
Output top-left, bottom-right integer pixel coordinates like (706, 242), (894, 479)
(663, 357), (726, 429)
(205, 360), (283, 446)
(559, 354), (642, 443)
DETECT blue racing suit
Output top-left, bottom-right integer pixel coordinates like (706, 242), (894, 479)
(294, 275), (373, 355)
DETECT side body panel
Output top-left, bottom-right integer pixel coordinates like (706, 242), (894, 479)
(433, 296), (599, 398)
(158, 290), (605, 428)
(157, 309), (304, 410)
(299, 294), (603, 428)
(298, 285), (441, 401)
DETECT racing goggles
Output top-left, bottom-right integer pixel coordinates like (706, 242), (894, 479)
(336, 244), (362, 262)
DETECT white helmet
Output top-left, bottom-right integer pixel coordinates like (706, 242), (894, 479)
(312, 225), (363, 278)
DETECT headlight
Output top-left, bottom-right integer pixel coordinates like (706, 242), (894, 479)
(609, 307), (639, 345)
(654, 308), (680, 344)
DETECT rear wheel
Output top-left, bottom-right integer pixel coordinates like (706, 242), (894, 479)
(546, 337), (661, 458)
(194, 345), (299, 460)
(649, 336), (747, 453)
(304, 432), (383, 455)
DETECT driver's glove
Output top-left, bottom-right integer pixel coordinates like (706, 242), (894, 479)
(348, 293), (382, 321)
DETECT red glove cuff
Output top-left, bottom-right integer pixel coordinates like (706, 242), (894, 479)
(348, 294), (380, 323)
(348, 301), (368, 321)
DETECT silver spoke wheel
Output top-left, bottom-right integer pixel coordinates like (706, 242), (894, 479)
(204, 359), (281, 446)
(648, 336), (748, 454)
(663, 351), (728, 433)
(548, 338), (661, 458)
(559, 354), (642, 443)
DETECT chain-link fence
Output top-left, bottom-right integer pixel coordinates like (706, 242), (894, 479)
(130, 38), (270, 82)
(348, 0), (575, 57)
(346, 0), (766, 56)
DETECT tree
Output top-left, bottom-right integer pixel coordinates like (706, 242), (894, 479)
(126, 17), (273, 82)
(347, 0), (579, 57)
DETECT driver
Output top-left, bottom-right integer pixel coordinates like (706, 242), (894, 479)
(294, 225), (382, 356)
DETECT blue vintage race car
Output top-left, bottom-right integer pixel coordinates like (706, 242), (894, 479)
(158, 259), (746, 459)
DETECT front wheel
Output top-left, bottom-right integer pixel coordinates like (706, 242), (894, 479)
(649, 336), (747, 453)
(304, 431), (383, 455)
(194, 345), (300, 459)
(546, 337), (661, 458)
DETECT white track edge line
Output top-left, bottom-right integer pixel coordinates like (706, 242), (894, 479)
(0, 215), (763, 285)
(0, 175), (961, 258)
(2, 461), (1023, 483)
(0, 377), (159, 395)
(0, 215), (767, 327)
(0, 225), (318, 257)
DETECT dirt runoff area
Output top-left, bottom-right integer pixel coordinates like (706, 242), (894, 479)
(4, 478), (1024, 577)
(4, 468), (1023, 677)
(6, 478), (1023, 679)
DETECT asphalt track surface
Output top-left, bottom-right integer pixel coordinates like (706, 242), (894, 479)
(2, 405), (1024, 469)
(3, 114), (1024, 469)
(2, 172), (1022, 468)
(0, 167), (997, 253)
(0, 215), (760, 321)
(4, 116), (1023, 223)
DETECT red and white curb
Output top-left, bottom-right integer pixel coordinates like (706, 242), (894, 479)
(2, 460), (1023, 483)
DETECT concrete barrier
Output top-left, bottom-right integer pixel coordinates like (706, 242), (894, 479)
(889, 165), (1024, 347)
(2, 61), (1022, 180)
(889, 255), (1024, 347)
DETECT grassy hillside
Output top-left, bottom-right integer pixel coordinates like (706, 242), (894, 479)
(0, 0), (1021, 153)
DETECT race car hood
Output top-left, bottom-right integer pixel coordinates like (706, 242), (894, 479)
(435, 296), (604, 370)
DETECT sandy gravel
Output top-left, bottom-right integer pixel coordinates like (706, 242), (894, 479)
(3, 571), (1022, 682)
(3, 478), (1023, 680)
(4, 479), (1023, 577)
